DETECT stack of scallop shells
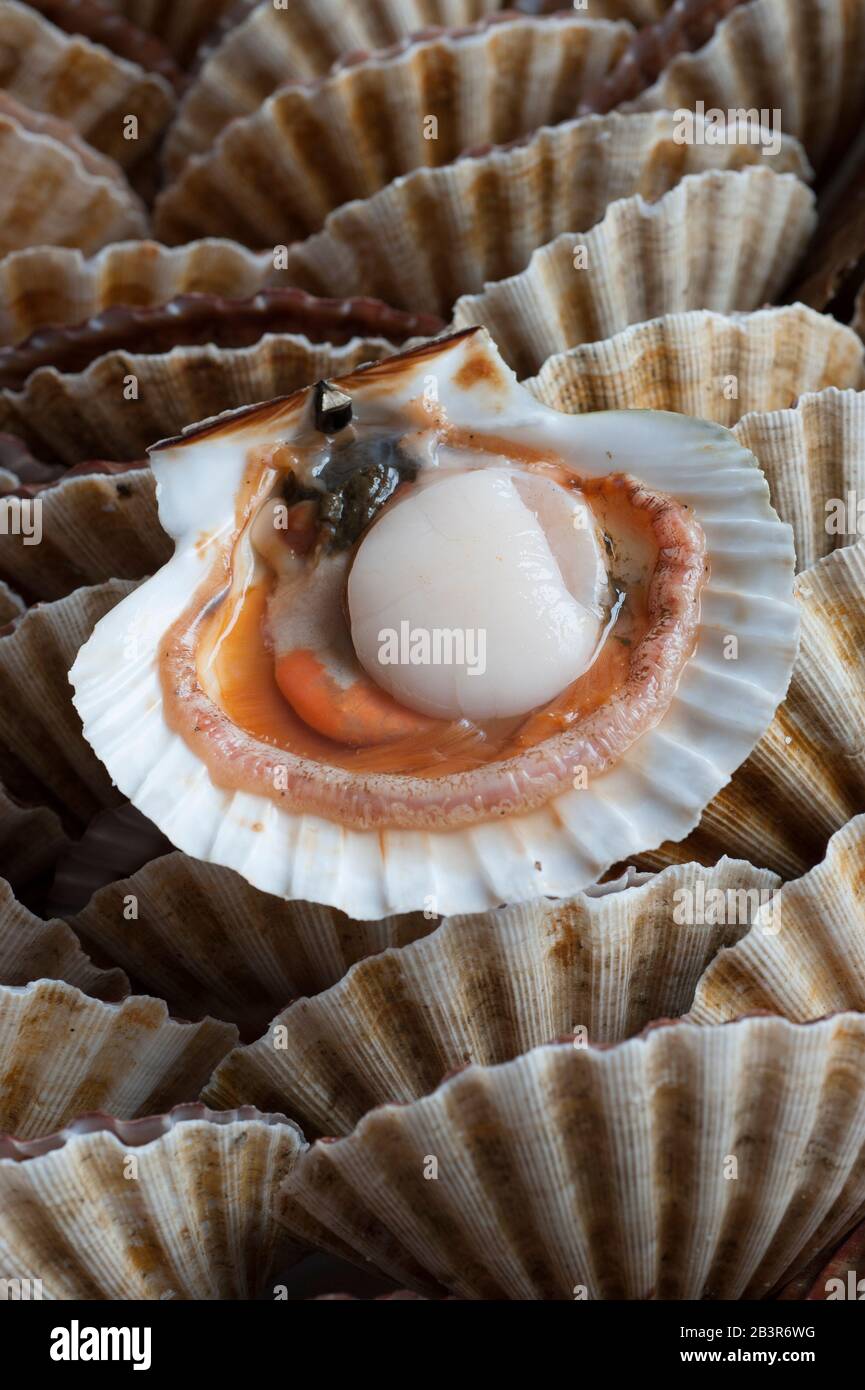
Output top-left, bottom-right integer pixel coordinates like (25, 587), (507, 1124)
(2, 0), (865, 1302)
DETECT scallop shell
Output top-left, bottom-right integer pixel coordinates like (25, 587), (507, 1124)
(786, 145), (865, 314)
(518, 1), (671, 17)
(529, 373), (865, 573)
(0, 0), (174, 167)
(276, 1013), (865, 1299)
(0, 979), (237, 1138)
(0, 878), (127, 1000)
(452, 166), (816, 376)
(0, 289), (442, 389)
(153, 14), (634, 245)
(640, 539), (865, 880)
(0, 240), (274, 348)
(733, 388), (865, 571)
(201, 858), (780, 1133)
(71, 851), (435, 1040)
(0, 580), (24, 621)
(0, 330), (433, 466)
(524, 305), (865, 426)
(623, 0), (865, 172)
(45, 801), (170, 917)
(24, 0), (185, 88)
(0, 579), (133, 828)
(775, 1215), (865, 1301)
(0, 1105), (308, 1298)
(0, 786), (67, 895)
(100, 0), (240, 65)
(269, 110), (809, 316)
(70, 328), (798, 917)
(688, 815), (865, 1024)
(164, 0), (506, 174)
(0, 108), (147, 255)
(0, 467), (164, 601)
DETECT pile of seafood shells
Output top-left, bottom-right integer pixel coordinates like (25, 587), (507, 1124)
(1, 0), (865, 1303)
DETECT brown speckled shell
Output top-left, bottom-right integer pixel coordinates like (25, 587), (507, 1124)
(622, 0), (865, 173)
(250, 110), (809, 318)
(523, 305), (865, 425)
(0, 288), (443, 388)
(0, 578), (134, 828)
(0, 0), (174, 166)
(72, 851), (436, 1040)
(734, 387), (865, 572)
(0, 1105), (308, 1298)
(638, 540), (865, 880)
(26, 0), (184, 86)
(0, 239), (274, 348)
(164, 0), (505, 174)
(0, 328), (443, 466)
(0, 466), (164, 600)
(0, 878), (127, 999)
(688, 815), (865, 1024)
(0, 980), (236, 1137)
(0, 107), (146, 255)
(154, 14), (633, 245)
(452, 166), (816, 376)
(276, 1013), (865, 1299)
(201, 859), (779, 1133)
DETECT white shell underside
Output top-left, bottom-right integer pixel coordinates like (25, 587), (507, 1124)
(70, 330), (799, 918)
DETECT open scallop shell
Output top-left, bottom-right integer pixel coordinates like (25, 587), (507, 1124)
(0, 1104), (308, 1298)
(276, 1013), (865, 1299)
(688, 815), (865, 1024)
(71, 851), (435, 1040)
(733, 388), (865, 572)
(0, 330), (434, 466)
(0, 579), (133, 829)
(0, 979), (236, 1138)
(153, 14), (634, 245)
(0, 107), (147, 255)
(639, 539), (865, 880)
(0, 0), (174, 167)
(270, 110), (809, 317)
(164, 0), (506, 173)
(0, 786), (68, 896)
(0, 877), (127, 1000)
(524, 305), (865, 426)
(452, 167), (816, 376)
(70, 328), (798, 918)
(0, 466), (164, 601)
(201, 857), (780, 1133)
(619, 0), (865, 172)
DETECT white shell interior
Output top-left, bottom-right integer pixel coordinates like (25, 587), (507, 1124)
(70, 329), (799, 918)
